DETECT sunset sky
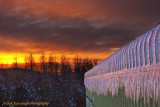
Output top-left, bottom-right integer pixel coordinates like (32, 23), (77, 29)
(0, 0), (160, 64)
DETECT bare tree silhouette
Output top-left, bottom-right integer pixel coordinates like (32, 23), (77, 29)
(60, 54), (72, 79)
(29, 54), (35, 71)
(40, 53), (47, 72)
(24, 55), (29, 70)
(49, 54), (54, 73)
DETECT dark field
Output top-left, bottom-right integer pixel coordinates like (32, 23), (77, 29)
(0, 69), (86, 107)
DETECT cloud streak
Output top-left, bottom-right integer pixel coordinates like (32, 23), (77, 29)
(0, 0), (159, 58)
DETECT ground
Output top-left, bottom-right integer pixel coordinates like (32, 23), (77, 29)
(0, 68), (86, 107)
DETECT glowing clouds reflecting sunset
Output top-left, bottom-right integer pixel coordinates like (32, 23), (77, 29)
(0, 0), (159, 64)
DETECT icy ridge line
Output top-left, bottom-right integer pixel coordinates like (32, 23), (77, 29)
(85, 24), (160, 78)
(84, 24), (160, 104)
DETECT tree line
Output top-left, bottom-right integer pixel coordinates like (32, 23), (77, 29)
(9, 54), (98, 78)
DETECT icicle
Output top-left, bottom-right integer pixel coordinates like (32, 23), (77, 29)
(85, 24), (160, 106)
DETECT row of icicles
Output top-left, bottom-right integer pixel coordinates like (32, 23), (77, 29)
(85, 66), (160, 104)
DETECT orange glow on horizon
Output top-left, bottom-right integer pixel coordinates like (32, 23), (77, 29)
(0, 53), (25, 64)
(0, 51), (114, 65)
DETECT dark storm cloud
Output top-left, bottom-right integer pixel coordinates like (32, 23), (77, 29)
(0, 0), (159, 54)
(0, 10), (138, 52)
